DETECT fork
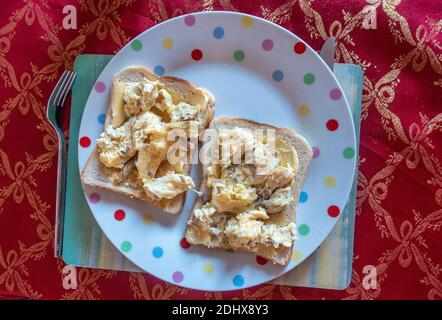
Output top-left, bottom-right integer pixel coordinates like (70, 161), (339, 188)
(46, 70), (77, 257)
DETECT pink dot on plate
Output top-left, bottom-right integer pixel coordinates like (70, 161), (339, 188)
(312, 147), (320, 159)
(262, 39), (273, 51)
(94, 81), (106, 93)
(330, 88), (342, 100)
(172, 271), (183, 283)
(89, 193), (101, 204)
(184, 15), (195, 26)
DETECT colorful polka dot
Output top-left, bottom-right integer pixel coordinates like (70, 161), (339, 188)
(203, 263), (214, 273)
(324, 176), (336, 188)
(256, 256), (268, 265)
(152, 246), (163, 258)
(262, 39), (273, 51)
(213, 27), (224, 39)
(272, 70), (284, 82)
(292, 250), (302, 262)
(97, 113), (106, 125)
(326, 119), (339, 131)
(343, 147), (355, 159)
(172, 271), (183, 283)
(312, 146), (320, 159)
(241, 16), (253, 28)
(180, 238), (191, 249)
(88, 193), (101, 204)
(142, 214), (153, 224)
(297, 105), (310, 117)
(298, 224), (310, 236)
(330, 88), (342, 100)
(233, 50), (245, 62)
(303, 73), (315, 85)
(184, 15), (195, 27)
(131, 39), (142, 52)
(153, 65), (165, 76)
(114, 209), (125, 221)
(120, 241), (132, 252)
(162, 37), (173, 49)
(233, 275), (245, 287)
(94, 81), (106, 93)
(294, 42), (306, 54)
(79, 136), (91, 148)
(191, 49), (203, 61)
(327, 205), (340, 217)
(299, 191), (308, 203)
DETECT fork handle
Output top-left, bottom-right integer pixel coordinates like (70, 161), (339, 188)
(54, 130), (67, 257)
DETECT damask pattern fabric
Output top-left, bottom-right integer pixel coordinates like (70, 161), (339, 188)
(0, 0), (441, 300)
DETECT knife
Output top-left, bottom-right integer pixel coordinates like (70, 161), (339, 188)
(319, 37), (335, 71)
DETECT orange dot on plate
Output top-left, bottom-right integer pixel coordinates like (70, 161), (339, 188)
(298, 105), (310, 117)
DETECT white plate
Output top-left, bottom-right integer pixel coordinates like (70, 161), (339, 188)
(78, 11), (356, 291)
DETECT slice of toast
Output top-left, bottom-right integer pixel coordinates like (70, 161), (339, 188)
(80, 66), (215, 214)
(185, 117), (312, 265)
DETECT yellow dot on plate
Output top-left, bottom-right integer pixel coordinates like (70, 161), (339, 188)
(324, 176), (336, 188)
(298, 105), (310, 117)
(143, 214), (153, 224)
(241, 16), (253, 28)
(203, 263), (214, 274)
(162, 37), (173, 49)
(292, 250), (302, 262)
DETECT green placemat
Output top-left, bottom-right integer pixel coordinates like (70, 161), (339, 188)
(63, 54), (362, 289)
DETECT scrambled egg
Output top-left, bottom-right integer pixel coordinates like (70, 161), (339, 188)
(131, 111), (164, 150)
(97, 76), (207, 200)
(122, 79), (159, 118)
(97, 120), (135, 169)
(211, 179), (257, 213)
(218, 128), (255, 167)
(225, 207), (296, 248)
(262, 187), (292, 213)
(143, 172), (194, 199)
(253, 142), (278, 176)
(261, 223), (297, 248)
(192, 127), (300, 249)
(169, 102), (199, 122)
(194, 203), (217, 225)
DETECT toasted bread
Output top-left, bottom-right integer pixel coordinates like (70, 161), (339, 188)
(80, 66), (215, 214)
(185, 117), (312, 265)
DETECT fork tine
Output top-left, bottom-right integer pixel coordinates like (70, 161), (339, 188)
(53, 71), (69, 106)
(59, 72), (77, 106)
(55, 71), (73, 106)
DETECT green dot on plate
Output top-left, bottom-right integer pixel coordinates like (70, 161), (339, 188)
(303, 73), (315, 85)
(343, 147), (355, 159)
(234, 50), (245, 61)
(131, 40), (143, 52)
(121, 241), (132, 252)
(298, 224), (310, 236)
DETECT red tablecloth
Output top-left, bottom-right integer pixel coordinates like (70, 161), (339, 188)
(0, 0), (441, 300)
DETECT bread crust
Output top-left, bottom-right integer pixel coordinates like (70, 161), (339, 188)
(80, 66), (215, 214)
(185, 117), (313, 264)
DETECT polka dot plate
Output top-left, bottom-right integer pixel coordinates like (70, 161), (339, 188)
(78, 11), (357, 291)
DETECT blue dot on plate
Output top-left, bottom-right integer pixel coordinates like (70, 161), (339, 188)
(152, 246), (163, 258)
(213, 26), (224, 39)
(97, 113), (106, 125)
(154, 65), (165, 76)
(233, 275), (244, 287)
(299, 191), (308, 203)
(272, 70), (284, 81)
